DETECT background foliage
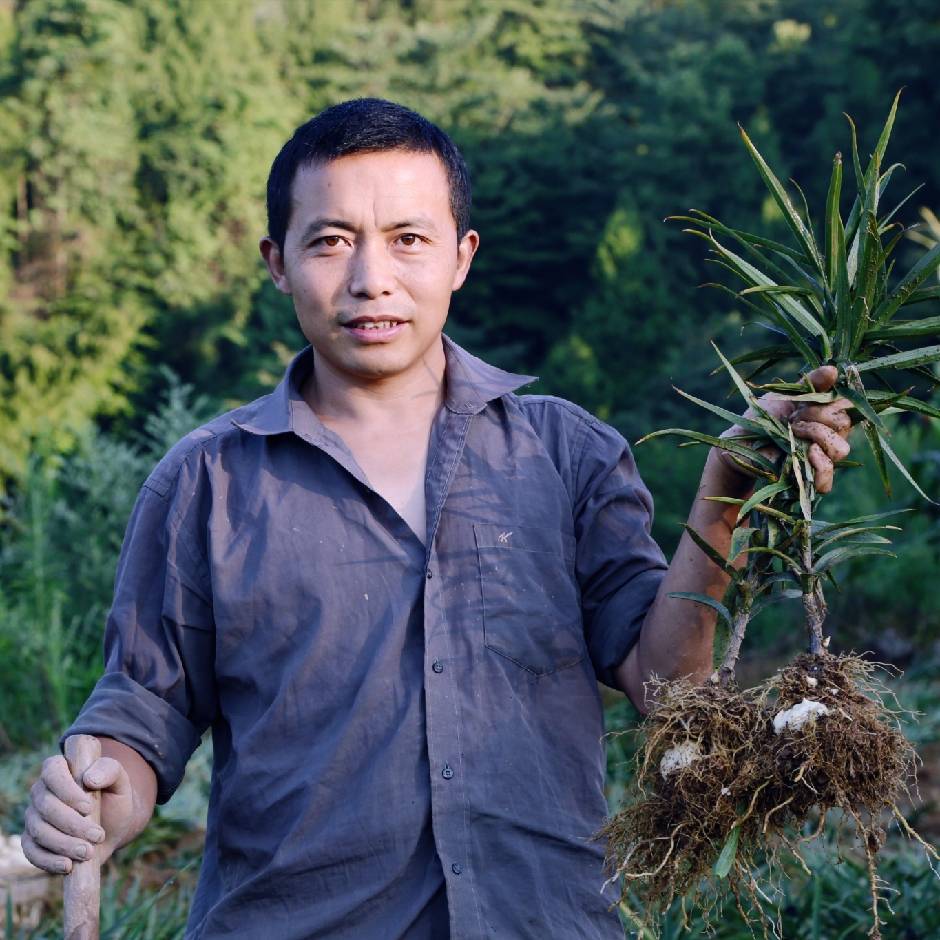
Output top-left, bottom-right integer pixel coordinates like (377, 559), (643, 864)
(1, 0), (938, 934)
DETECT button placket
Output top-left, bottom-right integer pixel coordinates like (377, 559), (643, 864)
(420, 409), (482, 931)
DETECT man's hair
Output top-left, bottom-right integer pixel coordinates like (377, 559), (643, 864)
(266, 98), (472, 251)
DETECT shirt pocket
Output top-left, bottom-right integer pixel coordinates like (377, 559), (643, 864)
(473, 522), (584, 676)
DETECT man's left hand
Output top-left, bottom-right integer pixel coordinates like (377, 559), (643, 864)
(718, 365), (853, 495)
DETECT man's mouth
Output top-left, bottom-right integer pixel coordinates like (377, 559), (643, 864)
(346, 319), (400, 331)
(341, 317), (408, 341)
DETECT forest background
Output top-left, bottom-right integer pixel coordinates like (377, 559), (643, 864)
(0, 0), (938, 936)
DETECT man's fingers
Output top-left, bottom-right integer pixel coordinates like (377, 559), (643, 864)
(791, 420), (851, 463)
(20, 831), (73, 875)
(808, 442), (834, 494)
(24, 806), (95, 863)
(83, 756), (129, 796)
(791, 398), (854, 433)
(804, 364), (838, 393)
(41, 754), (93, 815)
(29, 779), (102, 841)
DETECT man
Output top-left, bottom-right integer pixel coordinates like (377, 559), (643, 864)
(21, 99), (852, 938)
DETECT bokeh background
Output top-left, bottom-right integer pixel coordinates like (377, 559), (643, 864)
(0, 0), (938, 936)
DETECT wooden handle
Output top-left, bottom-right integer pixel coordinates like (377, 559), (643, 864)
(63, 734), (102, 940)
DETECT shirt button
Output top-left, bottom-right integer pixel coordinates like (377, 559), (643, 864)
(426, 569), (433, 580)
(432, 660), (444, 674)
(442, 764), (454, 780)
(451, 862), (462, 875)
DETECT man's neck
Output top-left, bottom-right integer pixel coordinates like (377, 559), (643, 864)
(303, 340), (447, 430)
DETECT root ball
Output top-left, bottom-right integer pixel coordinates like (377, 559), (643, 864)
(600, 679), (769, 916)
(757, 653), (914, 827)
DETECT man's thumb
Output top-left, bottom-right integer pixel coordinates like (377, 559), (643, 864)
(82, 757), (130, 795)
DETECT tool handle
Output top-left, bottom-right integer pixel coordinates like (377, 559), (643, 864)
(63, 734), (102, 940)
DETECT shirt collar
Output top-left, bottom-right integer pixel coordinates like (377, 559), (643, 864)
(230, 335), (537, 438)
(441, 334), (537, 414)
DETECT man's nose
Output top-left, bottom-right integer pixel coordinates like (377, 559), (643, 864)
(347, 238), (395, 298)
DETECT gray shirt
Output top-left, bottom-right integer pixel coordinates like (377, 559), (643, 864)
(64, 336), (668, 939)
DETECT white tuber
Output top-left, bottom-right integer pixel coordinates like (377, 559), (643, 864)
(660, 741), (702, 778)
(773, 698), (830, 734)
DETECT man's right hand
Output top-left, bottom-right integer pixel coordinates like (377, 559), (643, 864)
(21, 739), (144, 875)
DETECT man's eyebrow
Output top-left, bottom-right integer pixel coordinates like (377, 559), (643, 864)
(296, 215), (440, 245)
(381, 216), (439, 232)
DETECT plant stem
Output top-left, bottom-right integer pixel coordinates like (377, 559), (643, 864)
(713, 577), (754, 686)
(799, 522), (828, 655)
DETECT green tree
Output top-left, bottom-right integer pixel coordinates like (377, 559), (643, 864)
(0, 0), (146, 488)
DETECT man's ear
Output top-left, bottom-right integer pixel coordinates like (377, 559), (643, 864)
(452, 229), (479, 292)
(260, 236), (291, 295)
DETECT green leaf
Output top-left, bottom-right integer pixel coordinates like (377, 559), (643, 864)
(711, 342), (787, 434)
(723, 344), (795, 367)
(672, 386), (783, 441)
(865, 315), (940, 339)
(879, 182), (925, 230)
(886, 396), (940, 420)
(683, 210), (806, 261)
(877, 429), (939, 504)
(667, 592), (733, 627)
(752, 389), (835, 403)
(843, 113), (866, 248)
(815, 527), (897, 553)
(868, 90), (902, 191)
(825, 156), (852, 357)
(728, 526), (757, 563)
(872, 242), (940, 323)
(853, 211), (883, 332)
(682, 524), (741, 579)
(705, 233), (828, 345)
(735, 480), (791, 523)
(739, 125), (824, 277)
(766, 516), (781, 549)
(813, 508), (913, 537)
(714, 825), (740, 879)
(635, 429), (777, 474)
(676, 212), (804, 283)
(864, 427), (892, 498)
(788, 426), (813, 521)
(742, 546), (804, 572)
(907, 286), (940, 305)
(855, 345), (940, 372)
(701, 279), (799, 333)
(740, 285), (816, 299)
(838, 383), (889, 436)
(706, 497), (796, 524)
(744, 356), (792, 384)
(813, 544), (896, 575)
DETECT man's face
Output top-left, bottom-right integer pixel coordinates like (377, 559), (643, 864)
(261, 149), (478, 387)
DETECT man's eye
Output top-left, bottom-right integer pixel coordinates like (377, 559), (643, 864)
(398, 233), (422, 247)
(318, 235), (344, 248)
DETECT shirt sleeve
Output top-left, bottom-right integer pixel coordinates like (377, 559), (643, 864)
(60, 473), (217, 804)
(572, 416), (669, 689)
